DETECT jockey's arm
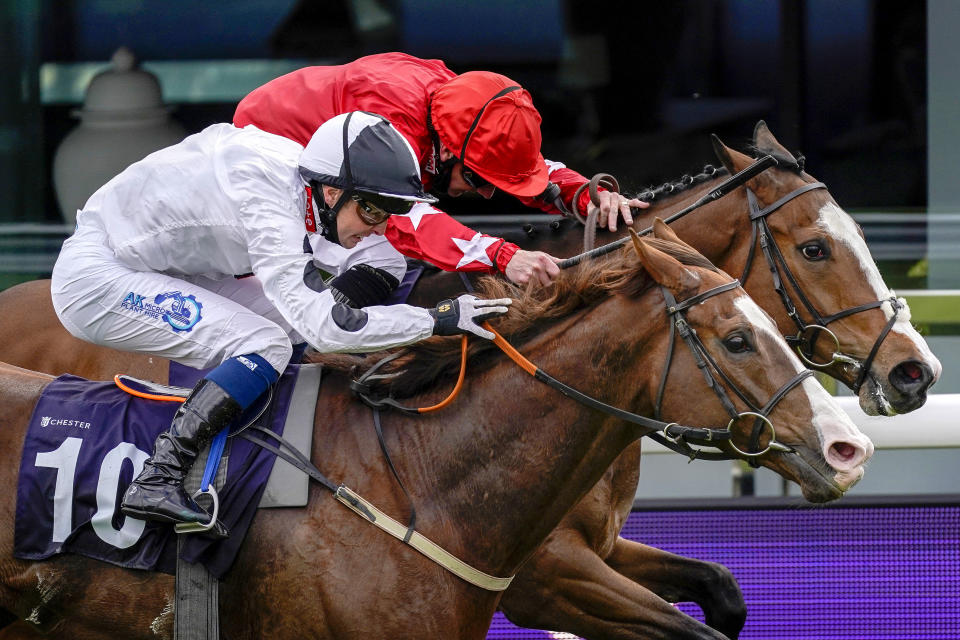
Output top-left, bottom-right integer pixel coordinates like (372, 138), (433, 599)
(519, 161), (648, 232)
(385, 203), (559, 286)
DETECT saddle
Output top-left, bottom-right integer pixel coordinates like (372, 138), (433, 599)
(13, 363), (321, 579)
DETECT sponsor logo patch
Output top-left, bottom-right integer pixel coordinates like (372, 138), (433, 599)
(304, 186), (317, 233)
(40, 416), (92, 429)
(120, 290), (203, 333)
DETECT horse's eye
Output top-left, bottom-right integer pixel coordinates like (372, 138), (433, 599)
(723, 333), (752, 353)
(800, 242), (828, 260)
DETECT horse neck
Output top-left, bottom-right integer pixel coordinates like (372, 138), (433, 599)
(637, 176), (752, 271)
(407, 293), (667, 575)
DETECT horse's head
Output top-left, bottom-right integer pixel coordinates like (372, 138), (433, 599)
(711, 121), (940, 416)
(632, 228), (873, 502)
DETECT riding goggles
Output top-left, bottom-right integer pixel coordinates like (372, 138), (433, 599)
(460, 164), (493, 191)
(351, 192), (415, 225)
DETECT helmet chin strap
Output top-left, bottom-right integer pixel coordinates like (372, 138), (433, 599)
(425, 97), (458, 197)
(311, 180), (350, 246)
(431, 155), (458, 196)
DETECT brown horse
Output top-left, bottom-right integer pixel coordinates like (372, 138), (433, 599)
(0, 122), (937, 639)
(0, 236), (873, 639)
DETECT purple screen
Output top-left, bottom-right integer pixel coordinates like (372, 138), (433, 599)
(487, 500), (960, 639)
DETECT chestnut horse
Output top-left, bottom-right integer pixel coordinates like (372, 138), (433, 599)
(0, 236), (873, 639)
(0, 122), (937, 639)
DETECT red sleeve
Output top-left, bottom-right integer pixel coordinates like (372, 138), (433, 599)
(385, 206), (518, 273)
(516, 161), (594, 215)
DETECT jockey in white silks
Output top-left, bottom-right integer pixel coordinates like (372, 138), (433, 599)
(51, 111), (510, 530)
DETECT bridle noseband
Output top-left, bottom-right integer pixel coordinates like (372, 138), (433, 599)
(650, 280), (812, 463)
(738, 181), (903, 394)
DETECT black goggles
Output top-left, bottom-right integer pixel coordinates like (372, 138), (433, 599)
(461, 164), (493, 191)
(351, 192), (415, 225)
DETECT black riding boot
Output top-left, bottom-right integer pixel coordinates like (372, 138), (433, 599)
(121, 378), (242, 525)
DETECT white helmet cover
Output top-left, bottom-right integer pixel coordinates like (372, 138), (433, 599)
(298, 111), (437, 205)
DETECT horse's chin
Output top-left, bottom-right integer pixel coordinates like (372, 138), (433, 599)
(778, 448), (849, 504)
(856, 374), (927, 416)
(857, 377), (895, 416)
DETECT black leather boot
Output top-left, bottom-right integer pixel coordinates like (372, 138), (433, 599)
(121, 378), (242, 525)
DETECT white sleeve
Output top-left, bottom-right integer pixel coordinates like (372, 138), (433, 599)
(235, 183), (433, 354)
(311, 233), (407, 282)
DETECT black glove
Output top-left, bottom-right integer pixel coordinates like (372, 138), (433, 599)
(328, 264), (399, 308)
(430, 294), (512, 340)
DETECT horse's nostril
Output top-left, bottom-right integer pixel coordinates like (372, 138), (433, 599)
(891, 361), (932, 391)
(901, 362), (922, 380)
(831, 442), (857, 462)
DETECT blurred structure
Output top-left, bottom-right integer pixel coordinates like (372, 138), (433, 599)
(52, 47), (186, 226)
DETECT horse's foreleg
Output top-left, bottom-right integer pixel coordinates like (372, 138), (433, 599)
(606, 536), (746, 639)
(499, 533), (729, 640)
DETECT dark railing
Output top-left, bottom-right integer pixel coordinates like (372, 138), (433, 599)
(0, 213), (957, 275)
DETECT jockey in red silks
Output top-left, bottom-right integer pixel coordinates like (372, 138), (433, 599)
(234, 52), (648, 287)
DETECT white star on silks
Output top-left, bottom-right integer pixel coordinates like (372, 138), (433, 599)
(399, 203), (438, 230)
(452, 233), (497, 269)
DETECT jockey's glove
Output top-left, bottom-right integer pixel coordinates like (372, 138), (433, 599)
(430, 294), (512, 340)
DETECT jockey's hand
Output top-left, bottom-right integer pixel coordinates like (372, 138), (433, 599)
(504, 249), (561, 287)
(431, 294), (512, 340)
(592, 190), (649, 233)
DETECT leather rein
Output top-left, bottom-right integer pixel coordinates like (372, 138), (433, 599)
(353, 278), (810, 462)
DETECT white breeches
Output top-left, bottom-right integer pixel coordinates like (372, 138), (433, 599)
(51, 225), (295, 374)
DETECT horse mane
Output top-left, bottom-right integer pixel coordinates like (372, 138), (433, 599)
(307, 238), (719, 399)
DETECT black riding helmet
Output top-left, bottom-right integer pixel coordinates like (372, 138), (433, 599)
(298, 111), (437, 245)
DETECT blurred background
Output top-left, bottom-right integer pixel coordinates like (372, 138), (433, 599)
(1, 2), (959, 637)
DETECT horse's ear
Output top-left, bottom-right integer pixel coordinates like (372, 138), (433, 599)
(711, 134), (753, 175)
(753, 120), (798, 164)
(629, 227), (644, 256)
(632, 230), (701, 295)
(650, 218), (696, 253)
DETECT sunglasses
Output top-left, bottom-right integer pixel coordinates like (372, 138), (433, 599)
(461, 164), (492, 191)
(351, 193), (415, 225)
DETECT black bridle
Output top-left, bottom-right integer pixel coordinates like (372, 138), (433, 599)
(647, 281), (812, 462)
(352, 278), (810, 463)
(739, 183), (902, 394)
(560, 155), (903, 396)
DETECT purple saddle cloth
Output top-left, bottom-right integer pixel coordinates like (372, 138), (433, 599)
(14, 365), (299, 579)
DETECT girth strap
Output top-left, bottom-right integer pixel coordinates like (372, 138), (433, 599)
(175, 537), (219, 640)
(239, 425), (515, 591)
(334, 485), (514, 591)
